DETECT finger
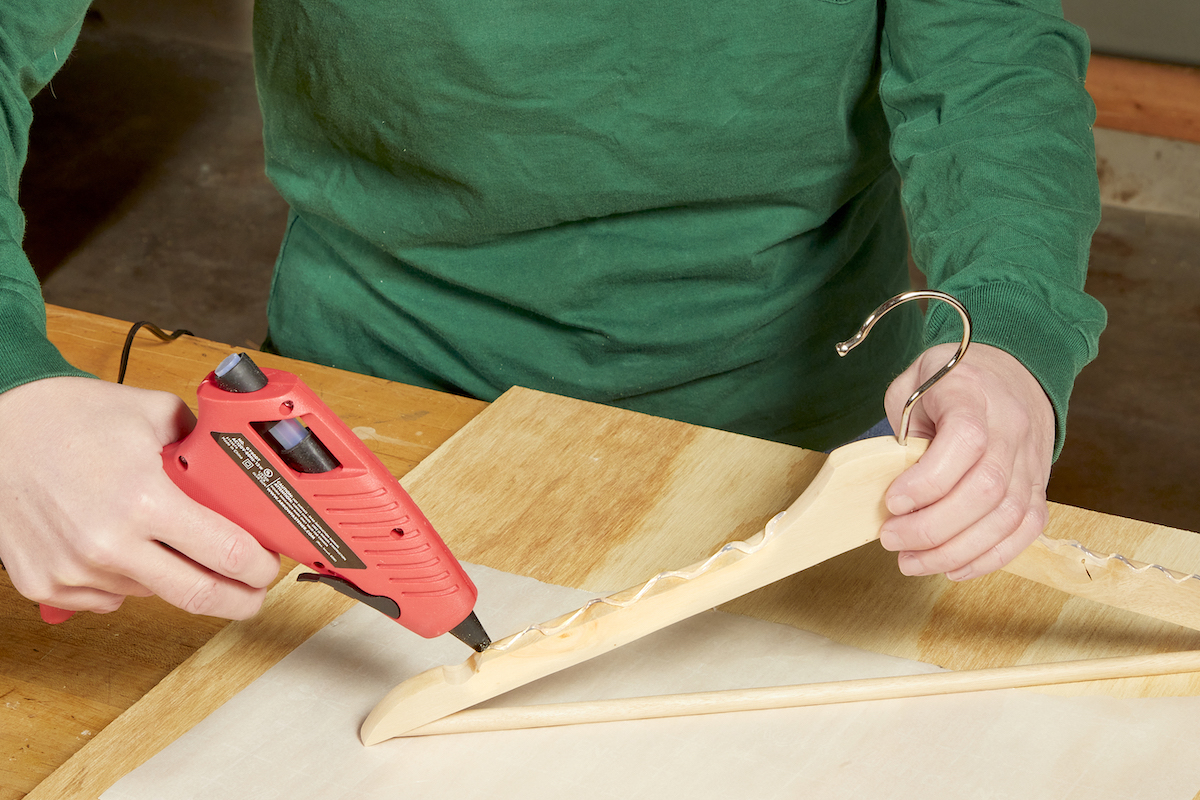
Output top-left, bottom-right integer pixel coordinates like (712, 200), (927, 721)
(895, 488), (1041, 577)
(53, 550), (160, 598)
(940, 480), (1050, 581)
(138, 387), (199, 446)
(894, 456), (1049, 579)
(134, 394), (280, 591)
(151, 481), (281, 590)
(122, 539), (271, 619)
(884, 393), (991, 516)
(99, 478), (279, 618)
(880, 443), (1016, 555)
(35, 586), (129, 616)
(59, 573), (156, 600)
(5, 548), (154, 606)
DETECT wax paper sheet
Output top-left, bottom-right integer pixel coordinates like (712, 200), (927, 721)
(105, 564), (1200, 799)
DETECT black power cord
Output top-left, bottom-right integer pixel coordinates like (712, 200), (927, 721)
(116, 321), (194, 384)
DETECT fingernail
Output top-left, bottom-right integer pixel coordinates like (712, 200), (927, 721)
(887, 494), (916, 515)
(879, 526), (899, 550)
(897, 553), (921, 576)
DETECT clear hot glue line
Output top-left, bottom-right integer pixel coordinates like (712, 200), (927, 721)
(488, 511), (788, 653)
(1049, 537), (1200, 585)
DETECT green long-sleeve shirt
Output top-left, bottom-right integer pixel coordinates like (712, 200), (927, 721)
(1, 1), (1106, 453)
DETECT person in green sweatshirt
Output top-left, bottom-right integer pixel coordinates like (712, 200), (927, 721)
(0, 1), (1106, 621)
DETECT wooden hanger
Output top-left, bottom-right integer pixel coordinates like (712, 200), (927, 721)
(361, 434), (927, 744)
(360, 292), (1200, 744)
(360, 432), (1200, 744)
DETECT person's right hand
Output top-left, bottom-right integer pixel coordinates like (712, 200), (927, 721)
(0, 376), (280, 619)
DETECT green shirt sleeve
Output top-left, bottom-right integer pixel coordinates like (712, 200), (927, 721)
(0, 5), (93, 395)
(878, 0), (1108, 458)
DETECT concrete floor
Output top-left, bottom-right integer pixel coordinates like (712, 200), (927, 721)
(27, 17), (282, 349)
(21, 13), (1200, 535)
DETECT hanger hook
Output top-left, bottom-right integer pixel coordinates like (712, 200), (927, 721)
(835, 290), (972, 446)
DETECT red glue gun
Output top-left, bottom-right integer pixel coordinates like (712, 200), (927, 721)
(42, 353), (491, 652)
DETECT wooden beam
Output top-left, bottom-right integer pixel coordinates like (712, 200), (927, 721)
(400, 650), (1200, 737)
(1088, 54), (1200, 144)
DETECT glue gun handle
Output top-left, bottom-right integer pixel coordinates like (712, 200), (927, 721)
(40, 604), (76, 624)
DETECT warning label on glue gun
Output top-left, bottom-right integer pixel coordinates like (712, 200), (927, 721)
(211, 432), (366, 570)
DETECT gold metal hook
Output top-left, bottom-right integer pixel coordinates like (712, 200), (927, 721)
(835, 290), (973, 446)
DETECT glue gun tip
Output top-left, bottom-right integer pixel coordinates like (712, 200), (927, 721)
(449, 611), (492, 652)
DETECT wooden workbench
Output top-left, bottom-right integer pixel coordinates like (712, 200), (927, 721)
(5, 305), (1200, 799)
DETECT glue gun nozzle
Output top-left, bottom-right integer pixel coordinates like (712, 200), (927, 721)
(449, 612), (491, 652)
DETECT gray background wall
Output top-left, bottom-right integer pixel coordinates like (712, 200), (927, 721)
(1063, 0), (1200, 65)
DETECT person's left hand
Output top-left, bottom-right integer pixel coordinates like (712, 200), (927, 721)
(878, 342), (1055, 580)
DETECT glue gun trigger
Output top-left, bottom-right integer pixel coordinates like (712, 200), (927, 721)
(295, 572), (492, 652)
(297, 572), (401, 619)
